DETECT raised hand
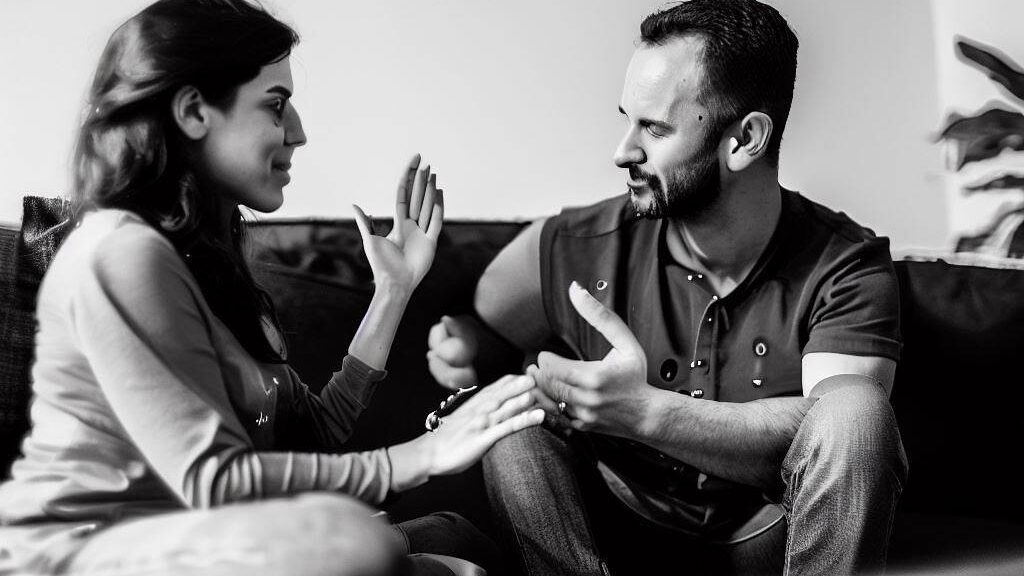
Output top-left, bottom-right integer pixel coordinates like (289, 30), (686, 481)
(353, 154), (443, 295)
(426, 315), (480, 390)
(533, 281), (655, 437)
(421, 374), (545, 476)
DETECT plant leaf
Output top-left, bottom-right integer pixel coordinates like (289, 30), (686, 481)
(937, 104), (1024, 170)
(964, 174), (1024, 194)
(956, 36), (1024, 104)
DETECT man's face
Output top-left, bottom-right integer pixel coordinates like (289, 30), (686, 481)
(614, 36), (723, 220)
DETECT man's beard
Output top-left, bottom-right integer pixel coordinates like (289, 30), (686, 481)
(628, 137), (721, 220)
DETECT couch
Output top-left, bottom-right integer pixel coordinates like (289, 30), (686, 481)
(2, 196), (1024, 575)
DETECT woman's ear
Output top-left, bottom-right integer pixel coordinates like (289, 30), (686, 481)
(725, 112), (773, 172)
(171, 85), (210, 141)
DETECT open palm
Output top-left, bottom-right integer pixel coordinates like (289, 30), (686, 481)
(353, 155), (444, 293)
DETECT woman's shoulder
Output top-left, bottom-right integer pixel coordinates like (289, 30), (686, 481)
(63, 209), (174, 264)
(46, 209), (186, 293)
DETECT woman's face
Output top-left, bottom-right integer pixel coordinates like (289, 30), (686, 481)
(195, 57), (306, 214)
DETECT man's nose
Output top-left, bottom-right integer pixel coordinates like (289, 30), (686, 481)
(613, 128), (645, 168)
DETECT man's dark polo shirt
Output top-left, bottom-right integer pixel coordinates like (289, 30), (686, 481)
(538, 189), (901, 542)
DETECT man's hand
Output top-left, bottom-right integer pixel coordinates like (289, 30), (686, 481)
(534, 281), (656, 437)
(427, 315), (480, 390)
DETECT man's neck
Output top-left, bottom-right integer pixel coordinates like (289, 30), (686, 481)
(665, 179), (783, 297)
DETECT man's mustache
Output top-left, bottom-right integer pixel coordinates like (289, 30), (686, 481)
(626, 165), (659, 184)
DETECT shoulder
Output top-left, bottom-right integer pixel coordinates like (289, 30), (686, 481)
(782, 190), (893, 270)
(50, 209), (190, 297)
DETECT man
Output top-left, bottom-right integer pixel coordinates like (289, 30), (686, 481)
(427, 1), (907, 574)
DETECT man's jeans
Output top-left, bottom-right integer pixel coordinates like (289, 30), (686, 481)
(482, 385), (909, 576)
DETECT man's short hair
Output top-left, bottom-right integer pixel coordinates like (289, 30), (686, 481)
(640, 0), (798, 166)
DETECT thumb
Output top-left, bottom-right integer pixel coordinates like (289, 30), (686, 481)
(441, 315), (474, 340)
(567, 281), (643, 357)
(352, 204), (374, 243)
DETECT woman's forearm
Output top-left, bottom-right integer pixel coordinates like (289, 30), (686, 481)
(348, 283), (410, 370)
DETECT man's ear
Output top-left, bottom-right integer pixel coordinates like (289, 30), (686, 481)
(725, 112), (773, 172)
(171, 85), (210, 141)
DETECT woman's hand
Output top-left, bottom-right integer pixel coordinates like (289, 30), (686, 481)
(353, 154), (444, 295)
(387, 375), (546, 491)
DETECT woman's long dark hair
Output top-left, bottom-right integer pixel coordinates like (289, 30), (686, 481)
(71, 0), (298, 362)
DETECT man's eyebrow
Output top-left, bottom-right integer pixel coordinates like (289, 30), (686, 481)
(267, 86), (292, 98)
(620, 105), (672, 129)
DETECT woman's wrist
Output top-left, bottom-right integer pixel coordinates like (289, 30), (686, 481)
(386, 435), (434, 493)
(373, 279), (412, 302)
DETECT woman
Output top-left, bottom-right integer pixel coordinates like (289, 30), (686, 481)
(0, 1), (543, 574)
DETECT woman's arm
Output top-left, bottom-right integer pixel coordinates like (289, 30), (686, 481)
(349, 154), (443, 370)
(73, 222), (394, 506)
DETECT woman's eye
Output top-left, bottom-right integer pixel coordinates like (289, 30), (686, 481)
(270, 98), (287, 118)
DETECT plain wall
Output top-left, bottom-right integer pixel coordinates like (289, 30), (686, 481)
(0, 0), (945, 251)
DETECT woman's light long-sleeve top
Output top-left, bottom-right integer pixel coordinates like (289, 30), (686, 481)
(0, 209), (392, 525)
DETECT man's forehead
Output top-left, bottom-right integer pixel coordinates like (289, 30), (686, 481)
(622, 36), (706, 114)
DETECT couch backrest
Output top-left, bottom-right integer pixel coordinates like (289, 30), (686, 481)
(891, 258), (1024, 522)
(3, 197), (1024, 525)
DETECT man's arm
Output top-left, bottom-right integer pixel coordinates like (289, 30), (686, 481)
(535, 283), (895, 493)
(427, 219), (554, 389)
(637, 355), (893, 491)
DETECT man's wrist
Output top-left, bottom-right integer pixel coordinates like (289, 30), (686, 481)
(632, 385), (671, 444)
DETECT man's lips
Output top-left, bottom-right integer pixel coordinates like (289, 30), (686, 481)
(272, 161), (292, 172)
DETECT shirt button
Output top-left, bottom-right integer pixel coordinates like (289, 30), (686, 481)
(754, 340), (768, 356)
(691, 389), (704, 399)
(752, 379), (764, 388)
(689, 359), (705, 368)
(660, 359), (678, 382)
(687, 274), (694, 281)
(706, 316), (713, 323)
(711, 295), (719, 302)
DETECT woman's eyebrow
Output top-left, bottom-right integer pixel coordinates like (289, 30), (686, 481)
(267, 85), (292, 98)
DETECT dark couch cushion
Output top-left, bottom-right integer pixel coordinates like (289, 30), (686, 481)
(0, 197), (72, 478)
(891, 258), (1024, 524)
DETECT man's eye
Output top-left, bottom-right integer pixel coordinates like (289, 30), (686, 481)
(645, 124), (666, 137)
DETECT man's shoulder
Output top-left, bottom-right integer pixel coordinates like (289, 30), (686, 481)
(786, 190), (881, 246)
(546, 195), (634, 239)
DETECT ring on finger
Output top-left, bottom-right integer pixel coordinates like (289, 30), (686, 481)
(557, 401), (568, 415)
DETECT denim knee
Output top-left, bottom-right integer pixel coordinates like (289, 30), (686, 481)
(784, 384), (909, 492)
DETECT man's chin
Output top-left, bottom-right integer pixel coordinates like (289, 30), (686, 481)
(628, 189), (661, 219)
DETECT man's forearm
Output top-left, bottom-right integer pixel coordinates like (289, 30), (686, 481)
(634, 388), (816, 491)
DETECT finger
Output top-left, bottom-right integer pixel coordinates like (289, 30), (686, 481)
(426, 352), (477, 390)
(530, 387), (560, 414)
(480, 408), (545, 446)
(352, 204), (374, 243)
(395, 154), (421, 221)
(426, 189), (444, 241)
(408, 165), (430, 224)
(536, 351), (597, 389)
(533, 370), (579, 408)
(469, 374), (534, 408)
(418, 173), (437, 229)
(427, 320), (449, 350)
(433, 338), (474, 365)
(440, 315), (475, 344)
(487, 390), (535, 426)
(567, 281), (645, 357)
